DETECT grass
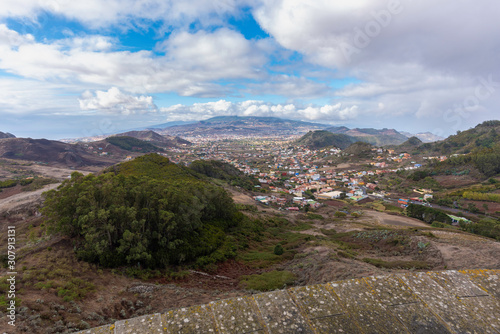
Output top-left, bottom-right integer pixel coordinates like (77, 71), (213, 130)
(240, 270), (296, 291)
(306, 213), (324, 220)
(362, 258), (430, 269)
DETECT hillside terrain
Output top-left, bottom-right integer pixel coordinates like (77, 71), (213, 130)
(1, 121), (500, 333)
(327, 126), (409, 146)
(112, 130), (191, 148)
(0, 131), (15, 139)
(295, 130), (356, 149)
(0, 138), (113, 168)
(417, 120), (500, 155)
(1, 151), (499, 333)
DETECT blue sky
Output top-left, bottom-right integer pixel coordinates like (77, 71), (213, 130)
(0, 0), (499, 139)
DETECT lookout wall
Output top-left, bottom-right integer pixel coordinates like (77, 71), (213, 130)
(77, 269), (500, 333)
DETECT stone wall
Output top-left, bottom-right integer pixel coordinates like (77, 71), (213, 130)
(77, 269), (500, 333)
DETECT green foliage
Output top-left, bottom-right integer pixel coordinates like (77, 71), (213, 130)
(106, 136), (160, 152)
(42, 154), (238, 268)
(334, 211), (347, 217)
(56, 278), (96, 302)
(21, 177), (58, 191)
(462, 191), (500, 203)
(306, 213), (324, 220)
(240, 270), (296, 291)
(406, 203), (452, 224)
(296, 130), (355, 149)
(189, 160), (258, 190)
(273, 244), (284, 255)
(0, 179), (17, 188)
(460, 218), (500, 240)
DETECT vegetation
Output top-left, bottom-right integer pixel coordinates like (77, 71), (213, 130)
(406, 204), (452, 224)
(106, 136), (161, 153)
(42, 154), (240, 268)
(0, 179), (17, 188)
(460, 218), (500, 240)
(462, 191), (500, 203)
(189, 159), (258, 190)
(240, 270), (296, 291)
(295, 130), (355, 149)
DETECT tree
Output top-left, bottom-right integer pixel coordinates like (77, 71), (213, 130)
(42, 155), (240, 268)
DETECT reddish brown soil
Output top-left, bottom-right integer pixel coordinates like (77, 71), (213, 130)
(0, 184), (22, 199)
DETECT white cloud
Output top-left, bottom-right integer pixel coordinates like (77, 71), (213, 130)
(0, 0), (247, 29)
(0, 25), (270, 97)
(78, 87), (157, 114)
(160, 100), (358, 123)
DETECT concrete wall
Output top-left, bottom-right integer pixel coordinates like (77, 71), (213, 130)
(77, 269), (500, 333)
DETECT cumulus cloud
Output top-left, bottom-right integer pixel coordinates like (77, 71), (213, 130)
(0, 0), (248, 29)
(78, 87), (157, 114)
(160, 100), (358, 123)
(0, 25), (269, 97)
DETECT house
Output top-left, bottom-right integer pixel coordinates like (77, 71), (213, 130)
(317, 191), (344, 200)
(447, 215), (472, 226)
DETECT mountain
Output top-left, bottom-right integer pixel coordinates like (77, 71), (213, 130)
(400, 131), (445, 143)
(396, 136), (423, 153)
(113, 130), (191, 147)
(343, 141), (374, 156)
(0, 138), (114, 167)
(295, 130), (356, 149)
(326, 126), (408, 146)
(156, 116), (328, 137)
(0, 131), (15, 139)
(418, 120), (500, 155)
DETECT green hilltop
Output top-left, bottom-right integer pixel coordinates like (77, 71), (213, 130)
(43, 154), (240, 268)
(295, 130), (356, 149)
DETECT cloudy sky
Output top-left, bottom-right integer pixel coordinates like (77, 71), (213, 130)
(1, 0), (499, 139)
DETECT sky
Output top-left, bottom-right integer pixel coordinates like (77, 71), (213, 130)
(0, 0), (499, 139)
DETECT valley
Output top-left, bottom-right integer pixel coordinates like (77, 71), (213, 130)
(0, 117), (499, 333)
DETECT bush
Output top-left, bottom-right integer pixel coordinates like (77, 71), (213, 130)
(240, 270), (296, 291)
(273, 244), (284, 255)
(334, 211), (347, 217)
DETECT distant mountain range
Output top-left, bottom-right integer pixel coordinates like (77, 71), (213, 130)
(0, 131), (15, 139)
(326, 126), (409, 146)
(154, 116), (328, 137)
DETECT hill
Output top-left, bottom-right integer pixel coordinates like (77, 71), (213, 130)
(105, 136), (163, 153)
(326, 126), (408, 146)
(188, 160), (258, 190)
(113, 130), (191, 148)
(343, 141), (374, 156)
(43, 154), (239, 268)
(395, 136), (423, 152)
(0, 138), (114, 167)
(0, 131), (15, 139)
(295, 130), (356, 149)
(156, 116), (328, 137)
(419, 120), (500, 155)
